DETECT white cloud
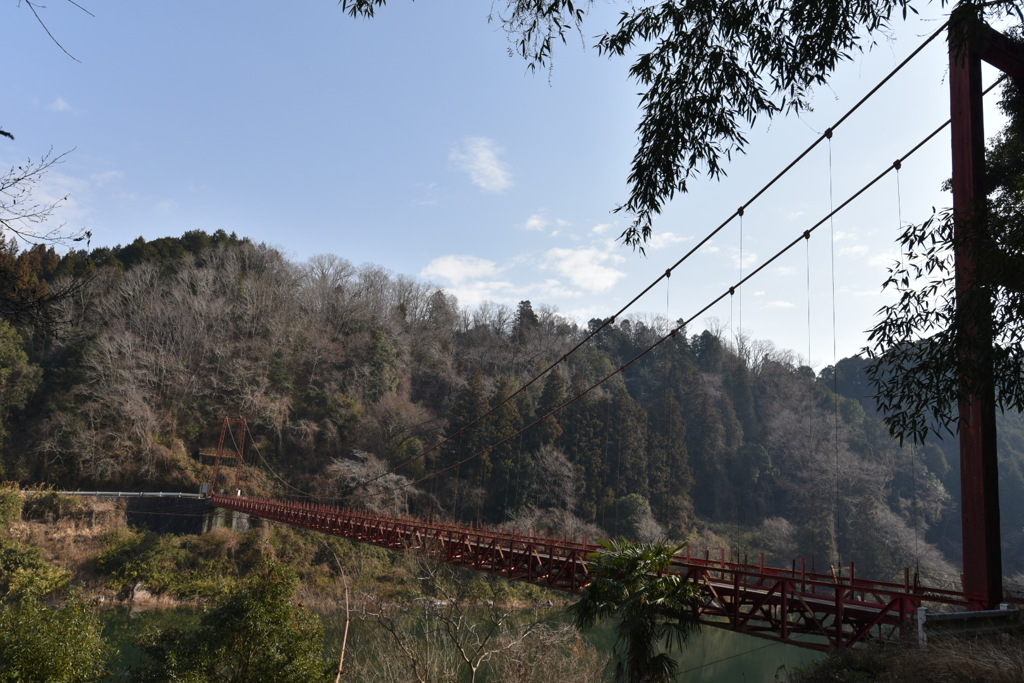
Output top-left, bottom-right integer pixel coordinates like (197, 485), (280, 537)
(775, 266), (797, 276)
(841, 286), (888, 299)
(591, 223), (613, 235)
(534, 278), (579, 300)
(645, 231), (690, 250)
(559, 304), (609, 324)
(542, 246), (626, 293)
(91, 170), (123, 186)
(155, 199), (176, 212)
(31, 171), (88, 228)
(764, 300), (795, 309)
(838, 244), (870, 258)
(728, 247), (758, 270)
(524, 214), (548, 231)
(449, 137), (512, 193)
(445, 280), (518, 308)
(421, 254), (500, 284)
(48, 96), (71, 112)
(868, 250), (901, 269)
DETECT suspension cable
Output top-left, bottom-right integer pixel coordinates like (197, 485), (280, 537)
(828, 131), (843, 568)
(360, 108), (968, 499)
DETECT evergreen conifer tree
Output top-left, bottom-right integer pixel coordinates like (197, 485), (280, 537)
(646, 357), (695, 533)
(483, 377), (528, 522)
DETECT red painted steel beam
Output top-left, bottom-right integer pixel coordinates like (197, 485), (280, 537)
(948, 8), (1020, 610)
(970, 17), (1024, 84)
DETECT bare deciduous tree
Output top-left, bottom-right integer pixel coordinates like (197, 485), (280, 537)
(0, 150), (87, 245)
(356, 558), (603, 683)
(327, 450), (420, 515)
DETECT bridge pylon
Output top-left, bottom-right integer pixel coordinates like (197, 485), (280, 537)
(203, 417), (247, 495)
(948, 8), (1024, 610)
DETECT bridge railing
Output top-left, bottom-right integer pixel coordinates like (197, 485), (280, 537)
(212, 493), (597, 592)
(667, 549), (975, 610)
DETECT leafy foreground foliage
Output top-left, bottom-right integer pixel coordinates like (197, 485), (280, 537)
(868, 78), (1024, 443)
(0, 536), (71, 597)
(0, 593), (110, 683)
(0, 506), (109, 683)
(0, 484), (23, 530)
(132, 562), (332, 682)
(2, 557), (332, 683)
(570, 539), (703, 683)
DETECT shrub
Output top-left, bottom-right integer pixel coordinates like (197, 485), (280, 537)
(0, 484), (22, 530)
(97, 529), (241, 599)
(22, 491), (90, 523)
(0, 537), (70, 597)
(95, 529), (156, 591)
(134, 561), (331, 682)
(0, 595), (110, 682)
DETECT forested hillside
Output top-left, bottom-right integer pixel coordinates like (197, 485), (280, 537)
(2, 230), (1022, 584)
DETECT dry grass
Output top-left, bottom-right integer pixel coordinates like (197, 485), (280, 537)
(792, 631), (1024, 682)
(887, 634), (1024, 682)
(6, 497), (127, 590)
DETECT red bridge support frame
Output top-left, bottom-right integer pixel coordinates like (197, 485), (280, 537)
(212, 494), (979, 651)
(948, 9), (1024, 610)
(208, 417), (247, 495)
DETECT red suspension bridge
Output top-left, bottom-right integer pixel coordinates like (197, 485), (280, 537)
(210, 492), (995, 652)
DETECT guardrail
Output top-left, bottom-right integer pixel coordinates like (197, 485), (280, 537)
(20, 490), (205, 499)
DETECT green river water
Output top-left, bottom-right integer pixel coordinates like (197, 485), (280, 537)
(579, 618), (823, 682)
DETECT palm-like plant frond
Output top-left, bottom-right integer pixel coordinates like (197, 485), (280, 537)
(569, 539), (703, 682)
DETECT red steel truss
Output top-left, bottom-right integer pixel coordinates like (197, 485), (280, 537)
(211, 494), (979, 650)
(203, 418), (247, 494)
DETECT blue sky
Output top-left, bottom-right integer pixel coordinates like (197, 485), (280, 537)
(2, 2), (1009, 366)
